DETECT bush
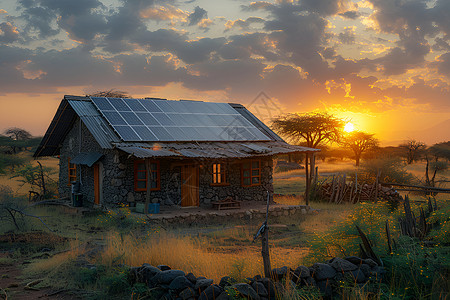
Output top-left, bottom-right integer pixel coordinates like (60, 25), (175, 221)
(354, 157), (414, 184)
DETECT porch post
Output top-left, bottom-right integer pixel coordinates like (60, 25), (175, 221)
(145, 159), (151, 214)
(305, 152), (309, 205)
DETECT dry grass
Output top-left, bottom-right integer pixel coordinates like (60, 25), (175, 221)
(0, 156), (59, 195)
(98, 231), (308, 282)
(24, 237), (85, 275)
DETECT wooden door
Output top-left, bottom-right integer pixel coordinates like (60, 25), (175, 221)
(181, 164), (199, 207)
(94, 164), (100, 205)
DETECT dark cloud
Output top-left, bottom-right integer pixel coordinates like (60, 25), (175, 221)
(188, 6), (207, 26)
(218, 33), (279, 61)
(299, 0), (350, 16)
(338, 27), (355, 44)
(224, 17), (264, 32)
(433, 37), (450, 52)
(435, 52), (450, 78)
(0, 22), (20, 43)
(339, 10), (360, 19)
(19, 6), (59, 39)
(264, 3), (332, 80)
(367, 0), (438, 75)
(132, 28), (226, 64)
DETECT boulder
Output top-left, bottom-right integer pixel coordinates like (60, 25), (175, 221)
(219, 276), (235, 288)
(158, 265), (172, 271)
(344, 256), (364, 266)
(232, 283), (260, 300)
(272, 266), (289, 280)
(311, 263), (337, 281)
(348, 269), (366, 283)
(152, 270), (185, 285)
(260, 278), (276, 299)
(328, 257), (358, 272)
(179, 287), (196, 299)
(363, 259), (378, 268)
(294, 266), (310, 278)
(195, 278), (214, 291)
(169, 276), (194, 291)
(216, 291), (234, 300)
(136, 264), (161, 284)
(185, 272), (197, 284)
(199, 284), (223, 300)
(251, 281), (268, 297)
(359, 264), (371, 278)
(316, 279), (334, 297)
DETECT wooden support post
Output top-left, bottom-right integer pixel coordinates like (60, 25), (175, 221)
(262, 224), (271, 278)
(304, 153), (310, 205)
(145, 159), (151, 214)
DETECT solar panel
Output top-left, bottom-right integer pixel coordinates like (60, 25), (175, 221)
(91, 97), (114, 111)
(114, 125), (140, 141)
(108, 98), (131, 111)
(138, 99), (162, 112)
(103, 112), (127, 125)
(90, 97), (271, 142)
(120, 112), (143, 125)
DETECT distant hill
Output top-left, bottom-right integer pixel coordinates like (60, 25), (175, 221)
(382, 119), (450, 146)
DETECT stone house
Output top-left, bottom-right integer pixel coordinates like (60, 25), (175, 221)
(34, 95), (318, 208)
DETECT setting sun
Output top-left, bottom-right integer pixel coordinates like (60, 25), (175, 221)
(344, 122), (355, 133)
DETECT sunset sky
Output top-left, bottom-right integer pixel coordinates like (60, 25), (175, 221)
(0, 0), (449, 145)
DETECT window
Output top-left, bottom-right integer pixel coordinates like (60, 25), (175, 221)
(211, 163), (228, 185)
(68, 158), (77, 185)
(134, 160), (160, 191)
(241, 160), (261, 186)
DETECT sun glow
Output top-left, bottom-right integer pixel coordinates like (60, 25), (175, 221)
(344, 122), (355, 132)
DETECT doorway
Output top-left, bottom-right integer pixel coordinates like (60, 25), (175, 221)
(181, 164), (199, 207)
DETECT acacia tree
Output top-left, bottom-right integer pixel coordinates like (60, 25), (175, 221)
(342, 131), (379, 166)
(272, 112), (345, 203)
(400, 139), (426, 164)
(87, 89), (131, 98)
(424, 142), (450, 188)
(3, 128), (32, 154)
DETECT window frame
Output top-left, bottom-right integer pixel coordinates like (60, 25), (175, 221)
(134, 160), (161, 192)
(68, 157), (77, 186)
(210, 162), (229, 186)
(241, 159), (261, 187)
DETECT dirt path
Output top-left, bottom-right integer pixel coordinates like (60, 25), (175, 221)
(0, 253), (76, 300)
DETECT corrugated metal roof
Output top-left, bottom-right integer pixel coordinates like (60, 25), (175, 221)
(68, 100), (120, 148)
(116, 146), (180, 158)
(113, 141), (319, 159)
(71, 152), (103, 167)
(34, 99), (77, 157)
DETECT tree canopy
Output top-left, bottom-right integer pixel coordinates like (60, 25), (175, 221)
(271, 112), (345, 148)
(87, 89), (131, 98)
(399, 139), (426, 164)
(342, 131), (379, 166)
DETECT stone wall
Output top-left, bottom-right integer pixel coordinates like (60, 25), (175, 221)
(128, 256), (385, 299)
(59, 118), (275, 208)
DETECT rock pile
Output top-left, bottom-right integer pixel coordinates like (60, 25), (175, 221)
(128, 256), (385, 299)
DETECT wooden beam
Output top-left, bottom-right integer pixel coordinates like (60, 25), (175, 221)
(145, 159), (151, 214)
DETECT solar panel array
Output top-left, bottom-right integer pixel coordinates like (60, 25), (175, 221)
(90, 97), (271, 142)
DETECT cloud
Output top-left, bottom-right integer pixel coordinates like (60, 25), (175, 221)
(140, 5), (187, 21)
(435, 52), (450, 78)
(338, 26), (356, 44)
(188, 6), (207, 26)
(224, 17), (264, 32)
(339, 10), (361, 19)
(0, 22), (20, 43)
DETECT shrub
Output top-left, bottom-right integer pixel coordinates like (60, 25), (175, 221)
(354, 157), (414, 184)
